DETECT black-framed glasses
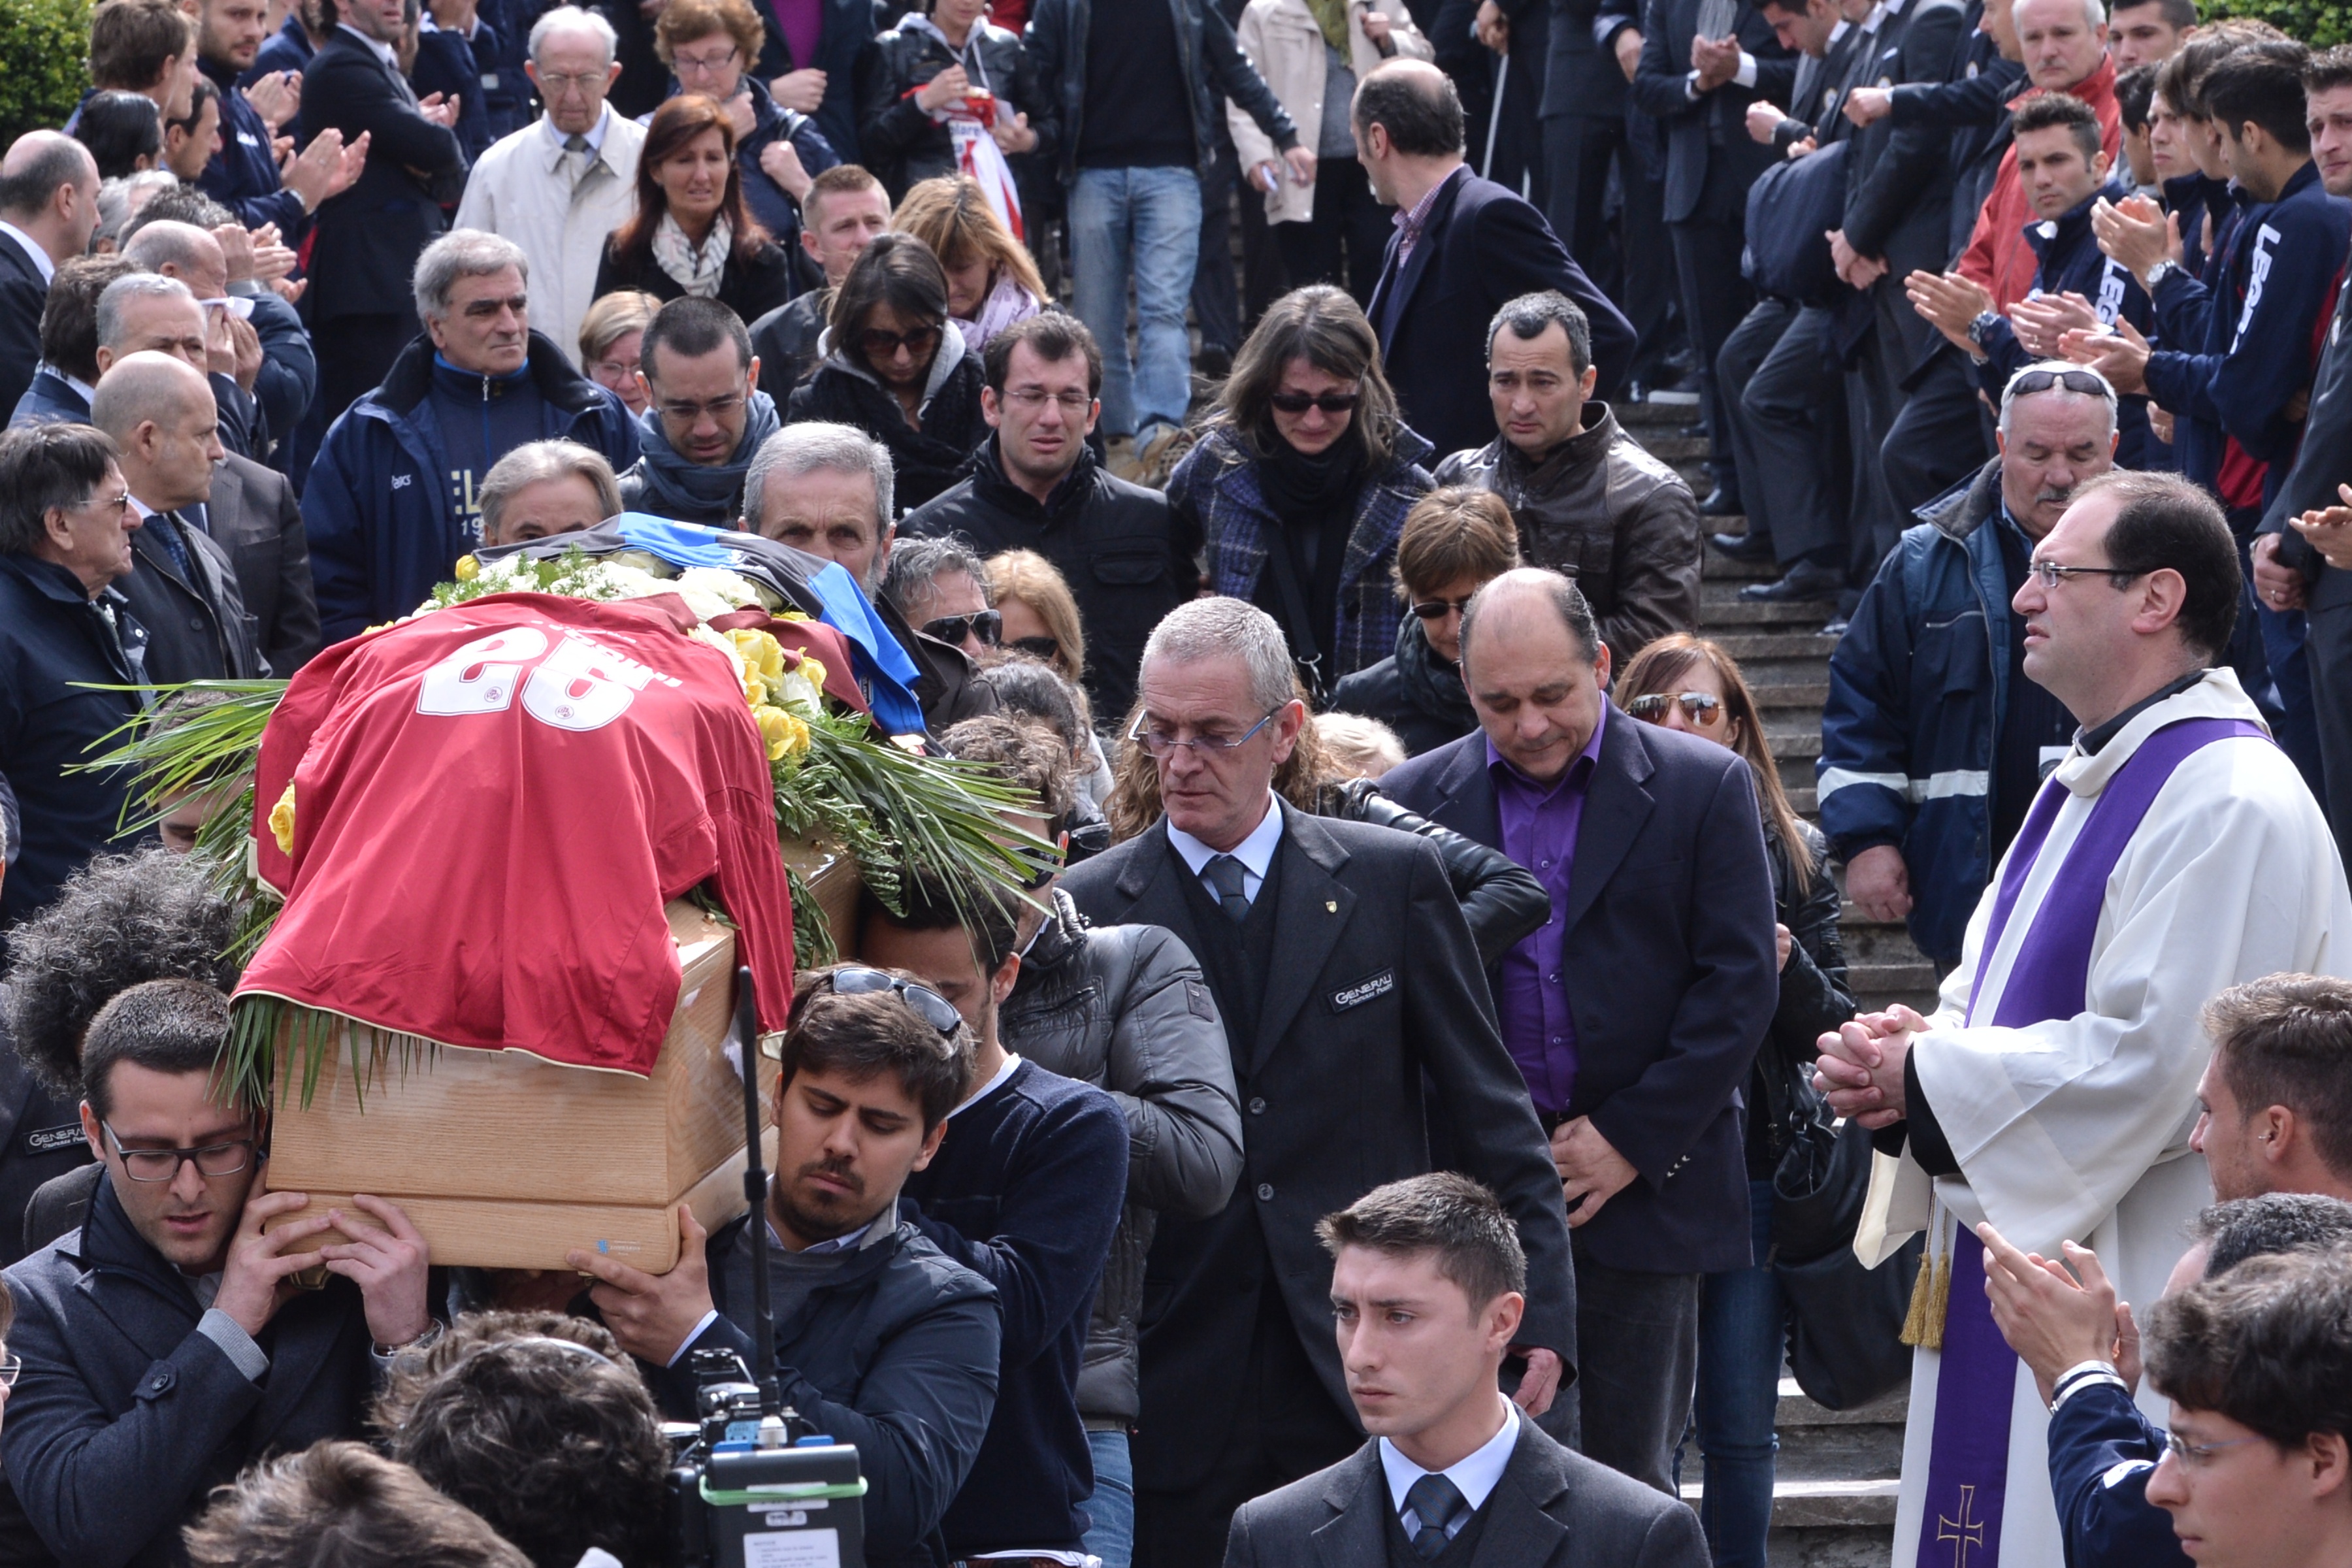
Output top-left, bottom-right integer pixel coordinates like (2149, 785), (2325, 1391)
(1410, 595), (1475, 621)
(1007, 634), (1061, 661)
(2004, 367), (2112, 404)
(1128, 707), (1282, 760)
(858, 324), (943, 361)
(1625, 691), (1725, 727)
(102, 1121), (258, 1183)
(1269, 389), (1360, 416)
(923, 609), (1001, 647)
(829, 966), (964, 1036)
(2027, 559), (2146, 590)
(657, 393), (746, 424)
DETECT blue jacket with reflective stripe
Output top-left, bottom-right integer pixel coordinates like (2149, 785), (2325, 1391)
(1820, 457), (2012, 966)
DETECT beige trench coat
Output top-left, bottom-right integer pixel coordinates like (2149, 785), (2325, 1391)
(1226, 0), (1431, 223)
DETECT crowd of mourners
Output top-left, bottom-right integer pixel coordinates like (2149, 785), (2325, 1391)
(6, 0), (2352, 1563)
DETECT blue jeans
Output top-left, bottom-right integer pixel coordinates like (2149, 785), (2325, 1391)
(1083, 1428), (1135, 1568)
(1069, 166), (1203, 438)
(1679, 1178), (1782, 1568)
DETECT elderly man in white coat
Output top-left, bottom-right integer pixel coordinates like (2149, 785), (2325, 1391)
(1815, 468), (2352, 1568)
(452, 6), (646, 367)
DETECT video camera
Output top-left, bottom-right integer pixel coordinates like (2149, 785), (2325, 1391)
(662, 968), (867, 1568)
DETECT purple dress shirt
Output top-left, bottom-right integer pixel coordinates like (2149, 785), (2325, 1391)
(1490, 705), (1607, 1117)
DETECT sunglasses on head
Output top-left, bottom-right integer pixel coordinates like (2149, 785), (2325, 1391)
(828, 966), (964, 1036)
(1410, 595), (1475, 621)
(924, 609), (1002, 647)
(2005, 367), (2110, 404)
(1625, 691), (1724, 726)
(859, 324), (943, 361)
(1268, 390), (1361, 416)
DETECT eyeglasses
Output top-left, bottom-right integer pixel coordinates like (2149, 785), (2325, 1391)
(923, 609), (1001, 647)
(2163, 1431), (2267, 1469)
(535, 68), (608, 93)
(2005, 367), (2112, 404)
(858, 324), (943, 362)
(829, 966), (964, 1036)
(1008, 634), (1061, 661)
(1625, 691), (1725, 726)
(657, 393), (747, 424)
(1410, 595), (1475, 621)
(2027, 559), (2147, 590)
(1001, 388), (1094, 412)
(74, 489), (133, 518)
(102, 1121), (258, 1183)
(0, 1353), (19, 1388)
(1128, 707), (1282, 760)
(1268, 390), (1361, 416)
(670, 43), (740, 73)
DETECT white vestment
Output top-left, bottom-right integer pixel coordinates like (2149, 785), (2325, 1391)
(1858, 671), (2352, 1568)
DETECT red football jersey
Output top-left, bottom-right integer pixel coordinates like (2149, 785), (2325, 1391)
(241, 592), (796, 1075)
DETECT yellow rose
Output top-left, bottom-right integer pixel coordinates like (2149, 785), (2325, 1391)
(797, 656), (828, 695)
(268, 780), (297, 855)
(728, 629), (785, 685)
(753, 704), (811, 762)
(454, 555), (479, 581)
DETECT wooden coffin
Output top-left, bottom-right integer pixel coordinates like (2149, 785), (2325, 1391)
(263, 852), (855, 1273)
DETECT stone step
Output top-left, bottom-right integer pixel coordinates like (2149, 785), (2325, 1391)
(1616, 396), (1706, 428)
(1703, 597), (1842, 629)
(1705, 544), (1778, 582)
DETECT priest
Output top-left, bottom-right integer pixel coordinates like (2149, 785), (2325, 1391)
(1814, 465), (2352, 1568)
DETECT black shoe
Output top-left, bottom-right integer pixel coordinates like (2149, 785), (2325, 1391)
(1739, 560), (1844, 602)
(1710, 529), (1774, 561)
(1197, 344), (1234, 378)
(1699, 487), (1744, 519)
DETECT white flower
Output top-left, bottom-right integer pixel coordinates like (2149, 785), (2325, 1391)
(676, 567), (762, 609)
(774, 665), (826, 719)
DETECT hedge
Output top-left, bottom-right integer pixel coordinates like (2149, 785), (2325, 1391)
(2197, 0), (2352, 47)
(0, 0), (88, 148)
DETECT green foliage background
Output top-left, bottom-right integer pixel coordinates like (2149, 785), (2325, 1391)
(0, 0), (89, 149)
(2197, 0), (2351, 46)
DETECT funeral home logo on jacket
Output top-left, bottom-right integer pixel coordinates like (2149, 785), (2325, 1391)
(1331, 970), (1395, 1011)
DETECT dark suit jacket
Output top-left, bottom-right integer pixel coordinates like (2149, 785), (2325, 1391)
(1224, 1414), (1710, 1568)
(1840, 0), (1966, 269)
(114, 514), (266, 683)
(210, 453), (320, 674)
(1628, 0), (1797, 224)
(0, 1175), (378, 1568)
(1059, 804), (1574, 1491)
(1381, 709), (1778, 1275)
(0, 237), (48, 427)
(1545, 0), (1635, 119)
(1366, 170), (1635, 463)
(7, 369), (85, 429)
(296, 27), (467, 323)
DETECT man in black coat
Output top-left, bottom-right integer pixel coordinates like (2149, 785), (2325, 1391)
(0, 135), (101, 426)
(1223, 1174), (1707, 1568)
(1382, 567), (1777, 1493)
(296, 0), (468, 427)
(1358, 61), (1635, 465)
(900, 313), (1200, 725)
(1060, 594), (1575, 1567)
(0, 978), (434, 1568)
(1629, 0), (1797, 507)
(205, 444), (319, 674)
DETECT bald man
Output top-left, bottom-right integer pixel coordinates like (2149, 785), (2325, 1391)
(0, 133), (101, 419)
(121, 216), (316, 463)
(90, 352), (265, 681)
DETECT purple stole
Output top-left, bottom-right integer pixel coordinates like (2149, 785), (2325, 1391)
(1915, 716), (2269, 1568)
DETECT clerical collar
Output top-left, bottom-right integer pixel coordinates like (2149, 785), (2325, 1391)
(2078, 668), (2211, 755)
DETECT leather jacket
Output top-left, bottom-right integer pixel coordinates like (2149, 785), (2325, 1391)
(999, 891), (1244, 1426)
(858, 18), (1049, 196)
(1434, 400), (1701, 664)
(1316, 778), (1551, 968)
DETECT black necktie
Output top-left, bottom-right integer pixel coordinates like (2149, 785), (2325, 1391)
(1405, 1473), (1467, 1559)
(146, 509), (193, 582)
(1200, 854), (1250, 923)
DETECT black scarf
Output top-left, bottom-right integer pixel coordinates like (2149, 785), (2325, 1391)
(1255, 437), (1364, 660)
(1391, 612), (1478, 732)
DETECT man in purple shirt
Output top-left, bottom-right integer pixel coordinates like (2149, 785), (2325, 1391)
(1384, 567), (1778, 1496)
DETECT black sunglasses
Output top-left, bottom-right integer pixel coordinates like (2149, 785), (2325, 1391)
(858, 324), (943, 361)
(1268, 390), (1361, 415)
(829, 966), (964, 1036)
(2006, 367), (2110, 403)
(1008, 634), (1061, 661)
(1625, 691), (1724, 726)
(1410, 595), (1475, 621)
(924, 609), (1002, 647)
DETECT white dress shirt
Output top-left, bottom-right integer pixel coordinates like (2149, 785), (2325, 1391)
(1166, 794), (1286, 905)
(1379, 1400), (1522, 1539)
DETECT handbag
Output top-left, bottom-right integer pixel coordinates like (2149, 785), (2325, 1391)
(1741, 139), (1851, 307)
(1765, 1047), (1921, 1411)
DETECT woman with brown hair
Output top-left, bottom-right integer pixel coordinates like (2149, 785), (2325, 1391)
(650, 0), (839, 263)
(593, 94), (797, 323)
(786, 232), (988, 509)
(1165, 284), (1433, 700)
(892, 176), (1046, 352)
(1614, 631), (1853, 1568)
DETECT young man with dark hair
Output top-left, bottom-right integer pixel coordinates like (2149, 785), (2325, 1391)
(2193, 973), (2352, 1203)
(0, 978), (435, 1568)
(88, 0), (201, 127)
(1226, 1173), (1708, 1567)
(377, 1313), (671, 1568)
(617, 294), (775, 525)
(2108, 0), (2195, 70)
(902, 311), (1200, 723)
(2142, 1247), (2352, 1568)
(570, 971), (1003, 1568)
(183, 1441), (529, 1568)
(857, 872), (1133, 1565)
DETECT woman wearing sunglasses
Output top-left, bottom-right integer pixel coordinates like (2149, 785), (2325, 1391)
(787, 233), (988, 510)
(1616, 632), (1854, 1568)
(1166, 285), (1434, 700)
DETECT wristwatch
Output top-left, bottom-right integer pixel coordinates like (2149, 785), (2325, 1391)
(2144, 259), (2180, 291)
(375, 1318), (447, 1358)
(1967, 310), (2001, 346)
